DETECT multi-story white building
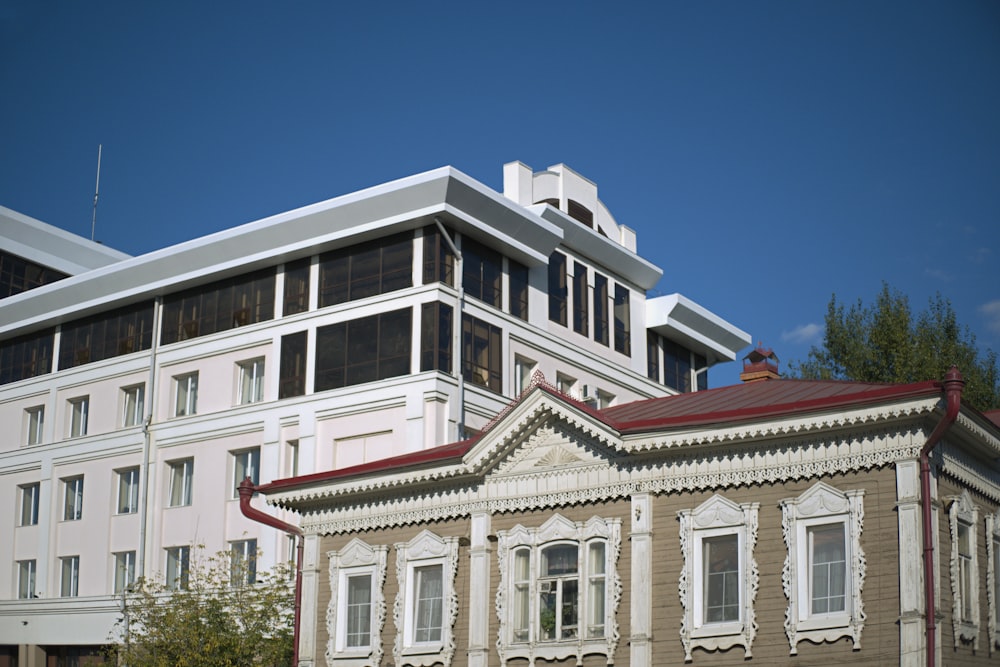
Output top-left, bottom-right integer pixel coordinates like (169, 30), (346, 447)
(0, 161), (750, 665)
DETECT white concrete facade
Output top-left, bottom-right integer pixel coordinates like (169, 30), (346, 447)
(0, 161), (750, 660)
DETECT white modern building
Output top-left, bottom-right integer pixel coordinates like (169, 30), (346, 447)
(0, 162), (750, 665)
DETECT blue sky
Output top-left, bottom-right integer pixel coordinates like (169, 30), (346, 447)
(2, 1), (998, 387)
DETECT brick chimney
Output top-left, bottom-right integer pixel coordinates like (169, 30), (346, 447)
(740, 344), (780, 382)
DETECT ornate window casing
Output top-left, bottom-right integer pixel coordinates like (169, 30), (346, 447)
(678, 495), (759, 662)
(949, 489), (980, 648)
(780, 482), (865, 654)
(326, 539), (389, 667)
(495, 514), (622, 666)
(392, 531), (460, 667)
(986, 510), (1000, 653)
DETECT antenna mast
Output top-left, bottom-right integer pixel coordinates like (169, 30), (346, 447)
(91, 144), (102, 241)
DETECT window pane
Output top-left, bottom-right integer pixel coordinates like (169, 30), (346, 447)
(548, 252), (567, 325)
(283, 258), (311, 316)
(279, 331), (307, 398)
(413, 565), (443, 643)
(613, 284), (630, 356)
(346, 574), (372, 648)
(513, 550), (531, 641)
(703, 534), (740, 623)
(542, 545), (578, 576)
(593, 274), (608, 345)
(572, 262), (588, 336)
(809, 524), (847, 615)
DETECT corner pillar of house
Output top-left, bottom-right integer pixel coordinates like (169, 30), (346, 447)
(896, 458), (925, 667)
(298, 533), (322, 667)
(630, 492), (653, 667)
(467, 510), (492, 667)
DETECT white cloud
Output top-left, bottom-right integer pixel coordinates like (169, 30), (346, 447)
(781, 323), (823, 345)
(980, 300), (1000, 335)
(924, 268), (954, 282)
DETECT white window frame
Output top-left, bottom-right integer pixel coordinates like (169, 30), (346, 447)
(496, 514), (622, 665)
(173, 372), (198, 417)
(237, 357), (265, 405)
(780, 482), (865, 654)
(116, 467), (140, 514)
(232, 447), (261, 497)
(327, 539), (389, 666)
(229, 539), (258, 586)
(167, 459), (193, 507)
(25, 405), (44, 445)
(513, 356), (536, 396)
(950, 489), (980, 648)
(18, 482), (39, 526)
(121, 384), (145, 427)
(678, 495), (759, 661)
(17, 559), (36, 599)
(114, 551), (136, 594)
(166, 545), (190, 590)
(61, 555), (80, 597)
(987, 510), (1000, 653)
(392, 530), (460, 667)
(68, 396), (89, 437)
(63, 475), (84, 521)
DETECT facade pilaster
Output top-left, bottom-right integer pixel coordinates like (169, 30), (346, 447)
(467, 511), (492, 667)
(630, 493), (653, 667)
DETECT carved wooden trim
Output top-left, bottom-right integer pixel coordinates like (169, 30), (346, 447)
(325, 539), (388, 667)
(986, 511), (1000, 653)
(949, 490), (980, 649)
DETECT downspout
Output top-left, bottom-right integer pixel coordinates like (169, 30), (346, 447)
(238, 478), (304, 667)
(433, 217), (465, 440)
(920, 366), (964, 667)
(137, 296), (162, 578)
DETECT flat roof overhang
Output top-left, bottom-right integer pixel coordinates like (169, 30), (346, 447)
(0, 167), (563, 337)
(646, 293), (752, 365)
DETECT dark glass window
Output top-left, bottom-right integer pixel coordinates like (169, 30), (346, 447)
(422, 226), (454, 287)
(279, 332), (308, 399)
(567, 200), (594, 229)
(509, 260), (529, 321)
(462, 314), (502, 393)
(613, 284), (630, 356)
(0, 328), (54, 385)
(646, 332), (660, 382)
(548, 252), (567, 326)
(58, 302), (154, 369)
(161, 269), (275, 344)
(283, 258), (311, 316)
(315, 308), (412, 391)
(593, 274), (609, 346)
(663, 339), (692, 392)
(572, 262), (588, 336)
(462, 237), (502, 309)
(420, 302), (453, 373)
(319, 232), (412, 307)
(0, 251), (68, 299)
(696, 353), (708, 391)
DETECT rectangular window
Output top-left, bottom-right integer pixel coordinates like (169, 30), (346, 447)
(279, 331), (307, 399)
(462, 314), (502, 393)
(232, 448), (260, 496)
(121, 384), (145, 427)
(0, 328), (54, 386)
(68, 396), (89, 437)
(664, 339), (693, 392)
(19, 482), (39, 526)
(161, 269), (275, 344)
(61, 555), (80, 597)
(572, 262), (588, 336)
(63, 476), (83, 521)
(168, 459), (193, 507)
(174, 373), (198, 417)
(958, 521), (973, 622)
(282, 257), (311, 316)
(514, 356), (535, 395)
(593, 274), (608, 346)
(114, 551), (136, 594)
(422, 224), (455, 287)
(318, 231), (413, 307)
(287, 439), (300, 477)
(462, 237), (502, 309)
(548, 252), (567, 326)
(703, 534), (740, 623)
(646, 332), (660, 382)
(809, 523), (847, 615)
(315, 308), (412, 391)
(413, 564), (444, 643)
(346, 573), (373, 648)
(230, 539), (258, 586)
(613, 285), (630, 356)
(237, 358), (265, 405)
(17, 559), (36, 599)
(509, 259), (529, 321)
(25, 405), (44, 445)
(58, 301), (155, 369)
(166, 546), (190, 590)
(1, 249), (67, 298)
(117, 467), (140, 514)
(540, 544), (579, 640)
(420, 302), (452, 373)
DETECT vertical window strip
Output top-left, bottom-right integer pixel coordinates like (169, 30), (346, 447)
(548, 252), (567, 326)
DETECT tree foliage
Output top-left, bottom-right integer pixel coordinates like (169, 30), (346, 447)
(107, 546), (294, 667)
(789, 283), (1000, 411)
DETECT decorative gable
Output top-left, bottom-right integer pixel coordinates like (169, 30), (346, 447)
(493, 423), (611, 477)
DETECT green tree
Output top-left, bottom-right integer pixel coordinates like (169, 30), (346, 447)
(107, 546), (293, 667)
(790, 283), (1000, 412)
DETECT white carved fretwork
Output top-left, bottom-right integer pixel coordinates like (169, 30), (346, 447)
(326, 539), (388, 667)
(392, 530), (460, 667)
(949, 489), (980, 649)
(987, 510), (1000, 654)
(780, 482), (866, 654)
(495, 514), (622, 666)
(678, 495), (759, 662)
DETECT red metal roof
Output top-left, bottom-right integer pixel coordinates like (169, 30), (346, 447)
(985, 409), (1000, 429)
